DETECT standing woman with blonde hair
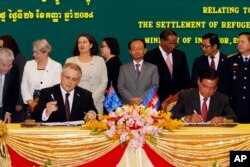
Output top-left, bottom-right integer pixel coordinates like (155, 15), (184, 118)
(66, 33), (107, 114)
(21, 39), (62, 118)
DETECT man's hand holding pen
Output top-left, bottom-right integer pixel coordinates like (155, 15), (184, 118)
(45, 101), (58, 117)
(45, 94), (58, 117)
(184, 110), (203, 123)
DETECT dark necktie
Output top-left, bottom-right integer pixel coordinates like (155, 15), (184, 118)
(201, 97), (208, 122)
(210, 56), (215, 70)
(65, 93), (70, 121)
(135, 64), (140, 82)
(244, 57), (249, 64)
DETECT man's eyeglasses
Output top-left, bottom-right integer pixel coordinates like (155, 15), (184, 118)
(130, 47), (144, 52)
(200, 45), (212, 49)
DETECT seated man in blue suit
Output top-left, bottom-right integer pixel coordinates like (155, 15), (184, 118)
(33, 63), (97, 122)
(118, 38), (159, 105)
(171, 69), (237, 125)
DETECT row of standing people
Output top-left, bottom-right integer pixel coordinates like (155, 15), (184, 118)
(117, 30), (250, 123)
(0, 30), (249, 123)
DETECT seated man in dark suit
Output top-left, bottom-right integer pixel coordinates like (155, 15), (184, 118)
(171, 69), (237, 125)
(33, 63), (97, 122)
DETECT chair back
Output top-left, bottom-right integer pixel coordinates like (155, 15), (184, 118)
(161, 91), (180, 112)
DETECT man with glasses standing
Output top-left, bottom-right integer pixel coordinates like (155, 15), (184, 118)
(144, 29), (190, 103)
(171, 69), (237, 125)
(191, 33), (231, 95)
(118, 39), (159, 105)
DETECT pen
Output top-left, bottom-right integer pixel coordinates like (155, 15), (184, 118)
(193, 110), (198, 114)
(194, 109), (204, 122)
(51, 94), (55, 101)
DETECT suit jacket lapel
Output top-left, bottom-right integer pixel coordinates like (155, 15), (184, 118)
(53, 85), (66, 119)
(71, 88), (81, 116)
(3, 74), (10, 100)
(203, 56), (210, 68)
(217, 54), (225, 72)
(191, 89), (201, 114)
(138, 62), (146, 84)
(157, 49), (169, 72)
(208, 95), (217, 114)
(128, 62), (138, 85)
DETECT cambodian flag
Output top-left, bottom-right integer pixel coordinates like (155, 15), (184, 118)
(142, 87), (160, 110)
(104, 85), (123, 113)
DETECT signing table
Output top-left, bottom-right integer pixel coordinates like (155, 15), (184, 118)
(1, 124), (250, 167)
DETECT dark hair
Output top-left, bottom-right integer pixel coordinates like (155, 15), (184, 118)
(128, 38), (146, 49)
(239, 32), (250, 41)
(103, 37), (120, 56)
(202, 33), (220, 49)
(199, 69), (219, 82)
(72, 33), (99, 56)
(0, 34), (21, 57)
(160, 29), (177, 40)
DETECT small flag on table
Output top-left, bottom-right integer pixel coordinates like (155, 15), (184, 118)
(104, 85), (123, 113)
(142, 87), (160, 110)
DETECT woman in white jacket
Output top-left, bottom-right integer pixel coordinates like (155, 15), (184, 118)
(66, 33), (107, 114)
(21, 39), (62, 117)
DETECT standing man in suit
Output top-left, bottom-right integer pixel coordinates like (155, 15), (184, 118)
(191, 33), (230, 95)
(228, 32), (250, 123)
(118, 39), (159, 105)
(33, 63), (97, 122)
(171, 69), (237, 124)
(0, 47), (19, 123)
(144, 29), (190, 103)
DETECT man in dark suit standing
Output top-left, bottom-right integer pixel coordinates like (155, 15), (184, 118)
(191, 33), (230, 95)
(144, 29), (190, 103)
(118, 39), (159, 105)
(171, 69), (237, 125)
(33, 63), (97, 122)
(0, 48), (19, 123)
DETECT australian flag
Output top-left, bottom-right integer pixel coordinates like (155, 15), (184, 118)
(142, 87), (160, 110)
(104, 85), (123, 113)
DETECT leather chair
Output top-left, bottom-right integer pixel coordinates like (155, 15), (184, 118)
(161, 91), (180, 112)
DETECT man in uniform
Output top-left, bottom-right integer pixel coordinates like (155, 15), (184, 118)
(228, 32), (250, 123)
